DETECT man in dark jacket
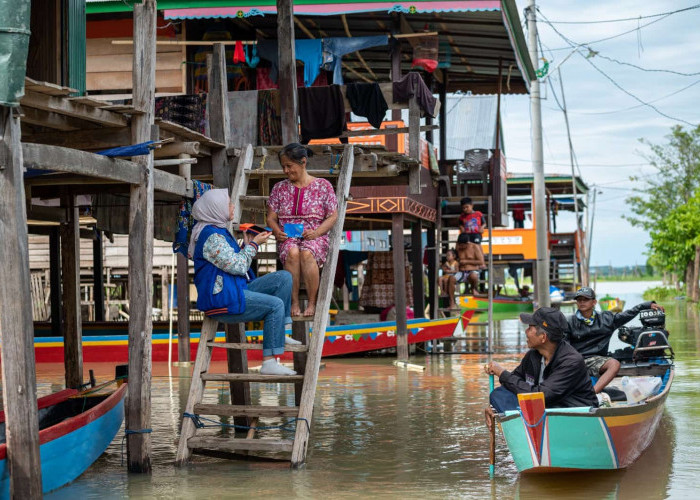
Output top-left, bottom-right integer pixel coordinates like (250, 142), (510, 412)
(484, 307), (597, 413)
(566, 287), (664, 394)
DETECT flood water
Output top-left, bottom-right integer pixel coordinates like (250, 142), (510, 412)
(34, 281), (700, 498)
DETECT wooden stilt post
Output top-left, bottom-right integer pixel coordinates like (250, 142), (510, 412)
(50, 225), (62, 335)
(438, 73), (448, 164)
(408, 96), (421, 194)
(177, 152), (191, 363)
(93, 229), (105, 322)
(277, 0), (298, 144)
(61, 194), (83, 388)
(392, 213), (409, 360)
(126, 0), (156, 474)
(427, 224), (437, 319)
(410, 222), (425, 318)
(0, 107), (43, 497)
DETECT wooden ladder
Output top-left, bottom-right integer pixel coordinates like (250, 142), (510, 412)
(176, 144), (354, 467)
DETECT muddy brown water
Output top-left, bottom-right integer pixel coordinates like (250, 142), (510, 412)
(31, 281), (700, 498)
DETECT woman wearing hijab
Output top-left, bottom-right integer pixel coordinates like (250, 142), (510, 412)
(189, 189), (299, 376)
(266, 143), (338, 318)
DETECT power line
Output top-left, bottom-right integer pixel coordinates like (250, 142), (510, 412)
(541, 8), (675, 51)
(592, 53), (700, 77)
(542, 4), (700, 25)
(537, 11), (698, 126)
(507, 157), (650, 168)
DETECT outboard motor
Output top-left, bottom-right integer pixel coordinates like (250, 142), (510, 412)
(612, 309), (671, 361)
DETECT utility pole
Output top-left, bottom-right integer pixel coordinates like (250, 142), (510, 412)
(557, 68), (587, 286)
(527, 0), (550, 307)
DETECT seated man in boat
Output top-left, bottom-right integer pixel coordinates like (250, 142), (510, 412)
(565, 287), (665, 394)
(484, 307), (598, 414)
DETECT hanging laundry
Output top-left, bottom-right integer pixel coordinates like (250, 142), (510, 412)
(256, 39), (324, 87)
(233, 40), (245, 64)
(246, 43), (260, 68)
(256, 67), (327, 90)
(297, 85), (347, 144)
(346, 82), (388, 129)
(322, 35), (389, 84)
(392, 72), (437, 117)
(173, 180), (215, 256)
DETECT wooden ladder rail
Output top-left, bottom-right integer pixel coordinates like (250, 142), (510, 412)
(290, 144), (354, 467)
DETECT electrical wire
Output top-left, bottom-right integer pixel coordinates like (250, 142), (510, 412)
(541, 4), (700, 25)
(537, 11), (698, 126)
(591, 53), (700, 77)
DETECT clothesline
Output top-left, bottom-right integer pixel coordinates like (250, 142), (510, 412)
(110, 32), (438, 46)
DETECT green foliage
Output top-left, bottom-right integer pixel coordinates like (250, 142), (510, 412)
(625, 125), (700, 231)
(643, 286), (680, 301)
(625, 125), (700, 277)
(648, 189), (700, 274)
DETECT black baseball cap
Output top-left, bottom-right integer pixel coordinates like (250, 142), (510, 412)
(519, 307), (567, 342)
(574, 287), (596, 300)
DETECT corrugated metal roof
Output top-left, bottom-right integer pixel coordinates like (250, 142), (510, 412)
(444, 94), (500, 159)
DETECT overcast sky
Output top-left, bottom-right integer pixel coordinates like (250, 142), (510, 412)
(500, 0), (700, 267)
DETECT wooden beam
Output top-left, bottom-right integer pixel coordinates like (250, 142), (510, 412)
(0, 108), (43, 497)
(408, 96), (421, 194)
(20, 90), (128, 128)
(60, 194), (83, 388)
(392, 213), (409, 360)
(49, 226), (62, 335)
(410, 222), (425, 318)
(22, 143), (142, 184)
(278, 0), (299, 144)
(126, 0), (156, 474)
(93, 230), (105, 322)
(208, 43), (231, 187)
(23, 126), (132, 150)
(153, 168), (192, 197)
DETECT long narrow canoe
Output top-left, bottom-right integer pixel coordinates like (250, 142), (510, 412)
(32, 313), (472, 363)
(459, 295), (533, 313)
(0, 381), (126, 494)
(497, 360), (673, 472)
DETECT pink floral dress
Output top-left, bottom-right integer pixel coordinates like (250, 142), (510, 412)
(267, 178), (337, 266)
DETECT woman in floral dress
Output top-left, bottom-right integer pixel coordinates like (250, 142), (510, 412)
(267, 144), (338, 317)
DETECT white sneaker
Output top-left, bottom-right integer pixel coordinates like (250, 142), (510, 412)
(260, 359), (297, 376)
(285, 336), (302, 345)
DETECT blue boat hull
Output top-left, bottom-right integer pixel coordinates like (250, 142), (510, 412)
(0, 383), (126, 496)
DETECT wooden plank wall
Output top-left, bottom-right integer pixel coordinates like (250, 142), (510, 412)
(86, 37), (185, 93)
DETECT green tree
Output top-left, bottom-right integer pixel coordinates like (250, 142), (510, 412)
(625, 125), (700, 230)
(626, 125), (700, 292)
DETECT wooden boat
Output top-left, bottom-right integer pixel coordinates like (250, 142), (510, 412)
(0, 377), (126, 494)
(599, 295), (625, 313)
(32, 313), (472, 363)
(497, 356), (673, 472)
(458, 295), (533, 313)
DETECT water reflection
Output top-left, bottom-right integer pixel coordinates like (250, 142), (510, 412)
(27, 281), (700, 497)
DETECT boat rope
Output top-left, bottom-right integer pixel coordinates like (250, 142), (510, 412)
(518, 410), (547, 428)
(121, 428), (153, 466)
(183, 412), (310, 433)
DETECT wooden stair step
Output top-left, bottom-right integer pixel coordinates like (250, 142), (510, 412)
(188, 436), (293, 453)
(201, 373), (304, 383)
(193, 403), (300, 418)
(207, 341), (308, 352)
(469, 321), (488, 326)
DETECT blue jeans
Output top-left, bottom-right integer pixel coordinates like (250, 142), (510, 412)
(214, 271), (292, 357)
(323, 36), (389, 84)
(489, 386), (520, 413)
